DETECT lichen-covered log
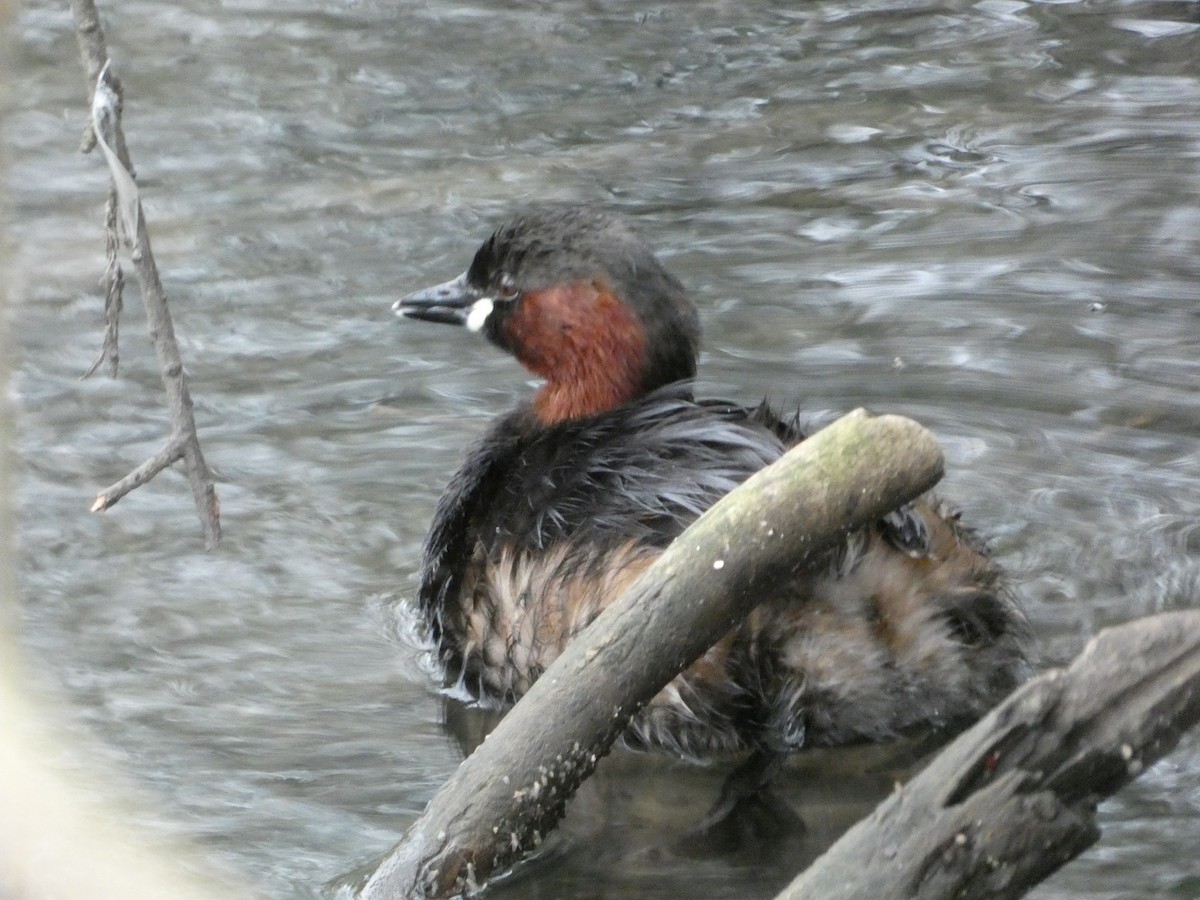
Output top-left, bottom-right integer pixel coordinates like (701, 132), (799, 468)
(348, 409), (945, 899)
(776, 610), (1200, 900)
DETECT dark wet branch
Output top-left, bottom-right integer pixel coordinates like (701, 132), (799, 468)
(342, 409), (946, 900)
(776, 610), (1200, 900)
(69, 0), (221, 549)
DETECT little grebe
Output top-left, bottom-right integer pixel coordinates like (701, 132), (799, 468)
(396, 206), (1031, 760)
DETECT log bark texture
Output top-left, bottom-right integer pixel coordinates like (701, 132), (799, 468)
(776, 609), (1200, 900)
(351, 409), (945, 899)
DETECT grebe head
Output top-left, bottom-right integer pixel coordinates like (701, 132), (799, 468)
(395, 207), (701, 424)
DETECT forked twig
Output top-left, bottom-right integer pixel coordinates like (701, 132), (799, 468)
(69, 0), (221, 549)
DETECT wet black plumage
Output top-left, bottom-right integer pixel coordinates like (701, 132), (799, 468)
(397, 206), (1032, 759)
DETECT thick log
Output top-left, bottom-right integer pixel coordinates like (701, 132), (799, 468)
(777, 610), (1200, 900)
(348, 409), (945, 899)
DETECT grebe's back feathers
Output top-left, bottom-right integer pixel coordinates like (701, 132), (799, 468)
(422, 382), (791, 587)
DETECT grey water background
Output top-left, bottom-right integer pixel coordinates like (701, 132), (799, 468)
(7, 0), (1200, 897)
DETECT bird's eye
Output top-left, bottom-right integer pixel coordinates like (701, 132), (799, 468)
(497, 273), (519, 301)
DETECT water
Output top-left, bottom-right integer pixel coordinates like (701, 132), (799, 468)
(6, 0), (1200, 897)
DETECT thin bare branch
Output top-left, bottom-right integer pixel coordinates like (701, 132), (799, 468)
(83, 187), (122, 379)
(69, 0), (221, 549)
(90, 434), (187, 512)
